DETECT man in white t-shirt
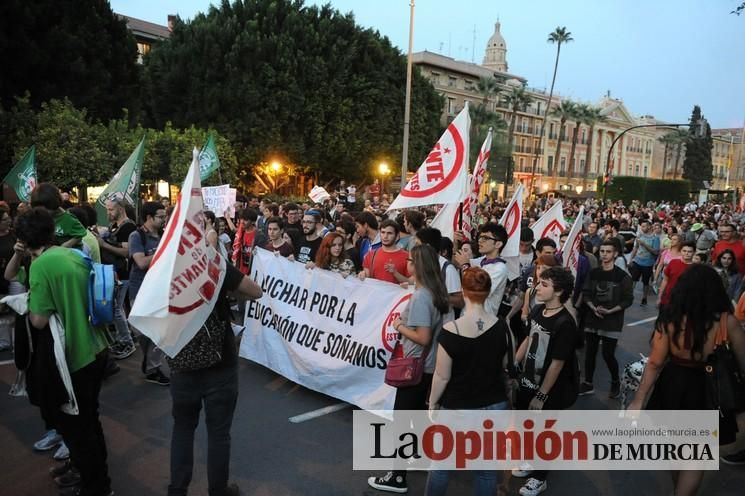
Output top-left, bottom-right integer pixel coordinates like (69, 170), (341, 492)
(454, 222), (508, 317)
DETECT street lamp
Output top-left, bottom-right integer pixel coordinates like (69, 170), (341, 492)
(270, 161), (282, 193)
(378, 162), (391, 195)
(575, 185), (583, 195)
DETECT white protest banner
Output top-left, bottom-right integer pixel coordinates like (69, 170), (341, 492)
(202, 184), (231, 215)
(387, 104), (470, 211)
(562, 206), (585, 277)
(461, 128), (492, 238)
(228, 188), (237, 217)
(129, 149), (226, 358)
(241, 248), (408, 411)
(530, 200), (566, 247)
(498, 183), (524, 258)
(309, 185), (331, 203)
(429, 202), (460, 242)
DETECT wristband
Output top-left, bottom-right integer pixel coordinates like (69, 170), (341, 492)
(535, 390), (549, 402)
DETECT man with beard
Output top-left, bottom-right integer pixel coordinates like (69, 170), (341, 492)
(294, 211), (323, 264)
(358, 219), (409, 284)
(129, 201), (169, 386)
(96, 199), (137, 359)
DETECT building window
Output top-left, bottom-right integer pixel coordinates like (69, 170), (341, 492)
(519, 157), (525, 169)
(136, 42), (151, 64)
(635, 164), (640, 175)
(580, 159), (585, 173)
(548, 156), (554, 173)
(560, 157), (566, 175)
(448, 76), (457, 87)
(644, 165), (648, 177)
(447, 98), (456, 115)
(549, 123), (555, 139)
(581, 129), (586, 144)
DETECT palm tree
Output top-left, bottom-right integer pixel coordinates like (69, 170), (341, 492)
(528, 26), (573, 194)
(580, 105), (605, 190)
(658, 132), (677, 180)
(668, 129), (689, 180)
(565, 102), (588, 181)
(550, 100), (577, 183)
(476, 76), (500, 106)
(503, 85), (534, 183)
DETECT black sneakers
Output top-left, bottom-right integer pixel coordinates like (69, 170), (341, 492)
(609, 381), (621, 399)
(367, 471), (408, 493)
(721, 449), (745, 465)
(145, 369), (170, 386)
(578, 382), (595, 396)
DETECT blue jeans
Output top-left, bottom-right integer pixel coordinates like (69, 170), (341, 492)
(112, 280), (133, 347)
(168, 364), (238, 496)
(424, 400), (509, 496)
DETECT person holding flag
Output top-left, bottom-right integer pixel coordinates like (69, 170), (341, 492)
(2, 145), (37, 203)
(454, 223), (509, 318)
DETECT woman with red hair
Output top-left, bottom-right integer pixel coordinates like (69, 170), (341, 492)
(306, 232), (355, 278)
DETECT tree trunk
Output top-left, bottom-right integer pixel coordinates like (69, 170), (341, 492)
(567, 124), (580, 180)
(505, 108), (518, 194)
(528, 43), (562, 195)
(673, 143), (682, 180)
(661, 142), (669, 180)
(582, 125), (594, 190)
(553, 118), (566, 184)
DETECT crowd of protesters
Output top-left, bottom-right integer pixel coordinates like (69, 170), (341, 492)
(2, 180), (745, 496)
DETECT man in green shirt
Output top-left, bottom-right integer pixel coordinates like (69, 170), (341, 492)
(16, 207), (112, 496)
(30, 182), (86, 248)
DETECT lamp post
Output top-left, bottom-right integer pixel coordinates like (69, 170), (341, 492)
(270, 161), (282, 194)
(378, 162), (391, 195)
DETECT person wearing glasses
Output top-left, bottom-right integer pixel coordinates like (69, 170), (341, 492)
(128, 201), (170, 386)
(454, 223), (509, 318)
(711, 223), (745, 276)
(294, 210), (323, 264)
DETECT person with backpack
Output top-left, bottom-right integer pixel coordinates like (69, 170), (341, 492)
(17, 207), (113, 496)
(513, 266), (579, 496)
(167, 255), (263, 496)
(128, 201), (169, 386)
(579, 239), (634, 399)
(96, 199), (137, 360)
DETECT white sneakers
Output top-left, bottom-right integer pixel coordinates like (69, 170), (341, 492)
(511, 462), (533, 478)
(519, 477), (548, 496)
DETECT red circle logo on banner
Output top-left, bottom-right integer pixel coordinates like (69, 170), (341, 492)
(400, 121), (465, 198)
(541, 219), (564, 240)
(503, 202), (520, 238)
(381, 293), (412, 352)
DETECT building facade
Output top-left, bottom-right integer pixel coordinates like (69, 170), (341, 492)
(413, 21), (712, 196)
(119, 14), (172, 63)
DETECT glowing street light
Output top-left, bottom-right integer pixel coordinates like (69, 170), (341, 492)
(270, 161), (282, 173)
(378, 162), (391, 176)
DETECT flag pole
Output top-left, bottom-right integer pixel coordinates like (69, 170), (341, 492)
(400, 0), (415, 193)
(458, 202), (464, 231)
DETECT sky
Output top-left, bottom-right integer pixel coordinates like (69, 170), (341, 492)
(110, 0), (745, 128)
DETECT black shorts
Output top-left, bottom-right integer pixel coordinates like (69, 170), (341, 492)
(630, 262), (653, 285)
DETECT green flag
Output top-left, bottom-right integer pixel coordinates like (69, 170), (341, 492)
(2, 145), (37, 202)
(95, 137), (145, 226)
(198, 134), (221, 181)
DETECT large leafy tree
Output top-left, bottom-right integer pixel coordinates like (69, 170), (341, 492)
(682, 105), (712, 190)
(0, 0), (140, 122)
(549, 99), (578, 181)
(580, 105), (605, 189)
(142, 0), (443, 183)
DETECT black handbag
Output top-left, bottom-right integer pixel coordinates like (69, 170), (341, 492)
(704, 314), (745, 413)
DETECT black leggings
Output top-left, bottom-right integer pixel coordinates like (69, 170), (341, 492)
(392, 373), (433, 481)
(584, 333), (619, 383)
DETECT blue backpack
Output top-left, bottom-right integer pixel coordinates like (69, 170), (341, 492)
(73, 249), (117, 327)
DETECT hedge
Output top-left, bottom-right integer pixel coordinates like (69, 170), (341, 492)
(596, 176), (691, 204)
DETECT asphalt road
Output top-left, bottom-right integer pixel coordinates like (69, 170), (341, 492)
(1, 284), (745, 496)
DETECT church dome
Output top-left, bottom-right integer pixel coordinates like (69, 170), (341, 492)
(487, 22), (506, 50)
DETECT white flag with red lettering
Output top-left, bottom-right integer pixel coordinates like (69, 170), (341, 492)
(498, 183), (524, 258)
(562, 206), (585, 277)
(387, 104), (470, 211)
(129, 148), (227, 358)
(530, 200), (566, 247)
(429, 202), (460, 242)
(461, 128), (492, 237)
